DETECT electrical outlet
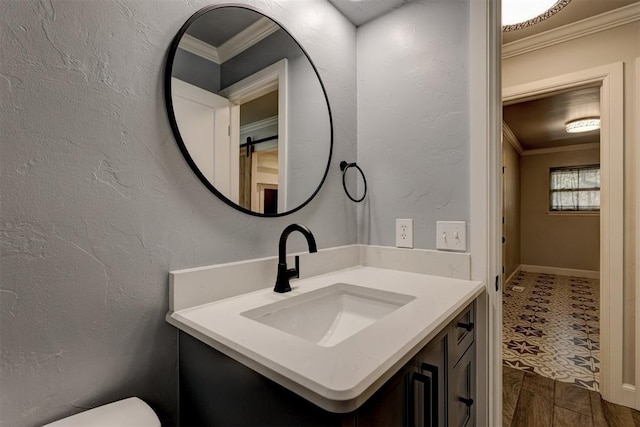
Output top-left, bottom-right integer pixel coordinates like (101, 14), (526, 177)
(436, 221), (467, 251)
(396, 219), (413, 248)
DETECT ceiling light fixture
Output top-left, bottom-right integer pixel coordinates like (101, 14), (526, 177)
(566, 118), (601, 133)
(502, 0), (572, 32)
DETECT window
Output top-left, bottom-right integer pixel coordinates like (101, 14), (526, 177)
(549, 165), (600, 212)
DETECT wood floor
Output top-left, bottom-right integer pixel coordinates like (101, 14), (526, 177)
(504, 366), (640, 427)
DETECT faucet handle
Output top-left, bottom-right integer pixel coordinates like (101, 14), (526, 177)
(288, 256), (300, 279)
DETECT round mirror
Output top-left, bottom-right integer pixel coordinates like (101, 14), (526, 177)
(165, 5), (333, 216)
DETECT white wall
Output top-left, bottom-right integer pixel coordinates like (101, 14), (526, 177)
(356, 0), (470, 249)
(0, 1), (357, 425)
(503, 20), (639, 387)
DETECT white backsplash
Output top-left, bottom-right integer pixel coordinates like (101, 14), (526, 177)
(361, 245), (471, 280)
(170, 244), (470, 311)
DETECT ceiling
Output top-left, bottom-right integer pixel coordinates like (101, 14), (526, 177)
(503, 87), (600, 151)
(503, 0), (638, 43)
(329, 0), (637, 33)
(327, 0), (409, 26)
(186, 8), (261, 47)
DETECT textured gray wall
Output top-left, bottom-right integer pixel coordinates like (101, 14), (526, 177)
(356, 0), (470, 249)
(0, 0), (357, 425)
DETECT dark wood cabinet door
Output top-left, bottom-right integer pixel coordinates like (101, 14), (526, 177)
(356, 364), (410, 426)
(415, 333), (447, 427)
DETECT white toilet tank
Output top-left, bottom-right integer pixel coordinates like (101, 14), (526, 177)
(42, 397), (161, 427)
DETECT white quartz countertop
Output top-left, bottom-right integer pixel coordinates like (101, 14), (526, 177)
(167, 266), (484, 413)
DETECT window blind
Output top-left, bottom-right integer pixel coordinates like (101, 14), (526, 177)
(549, 165), (600, 211)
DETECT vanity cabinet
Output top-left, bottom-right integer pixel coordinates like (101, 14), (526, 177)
(179, 331), (345, 427)
(404, 301), (475, 427)
(178, 301), (476, 427)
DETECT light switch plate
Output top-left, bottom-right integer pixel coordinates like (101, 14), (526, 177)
(395, 219), (413, 248)
(436, 221), (466, 251)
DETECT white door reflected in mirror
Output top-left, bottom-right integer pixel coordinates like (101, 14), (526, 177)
(172, 78), (238, 203)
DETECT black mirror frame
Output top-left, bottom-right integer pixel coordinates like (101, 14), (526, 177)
(164, 4), (334, 217)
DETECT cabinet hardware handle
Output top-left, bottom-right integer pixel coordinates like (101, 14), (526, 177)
(421, 363), (438, 380)
(456, 322), (474, 331)
(420, 364), (439, 426)
(458, 397), (474, 407)
(412, 369), (439, 427)
(411, 373), (432, 427)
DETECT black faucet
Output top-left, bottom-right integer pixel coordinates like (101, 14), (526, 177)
(274, 224), (318, 293)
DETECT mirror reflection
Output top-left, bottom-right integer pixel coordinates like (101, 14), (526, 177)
(167, 6), (332, 215)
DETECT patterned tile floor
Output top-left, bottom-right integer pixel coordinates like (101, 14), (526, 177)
(502, 271), (600, 391)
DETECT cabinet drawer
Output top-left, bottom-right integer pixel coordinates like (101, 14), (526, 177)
(448, 345), (475, 427)
(450, 302), (475, 364)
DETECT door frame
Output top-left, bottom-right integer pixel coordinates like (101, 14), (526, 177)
(501, 63), (626, 405)
(636, 56), (640, 412)
(469, 0), (502, 425)
(220, 59), (288, 212)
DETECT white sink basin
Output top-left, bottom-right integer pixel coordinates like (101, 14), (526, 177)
(241, 283), (416, 347)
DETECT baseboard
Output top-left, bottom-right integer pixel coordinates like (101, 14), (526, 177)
(520, 264), (599, 279)
(505, 266), (522, 285)
(619, 383), (638, 410)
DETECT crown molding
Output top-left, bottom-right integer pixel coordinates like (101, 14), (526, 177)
(219, 59), (285, 104)
(503, 3), (640, 59)
(218, 17), (279, 63)
(521, 142), (600, 156)
(502, 121), (524, 155)
(240, 116), (279, 134)
(178, 34), (220, 64)
(177, 17), (279, 65)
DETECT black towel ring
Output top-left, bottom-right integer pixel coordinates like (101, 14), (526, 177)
(340, 161), (367, 203)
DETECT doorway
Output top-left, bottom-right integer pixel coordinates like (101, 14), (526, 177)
(501, 86), (602, 392)
(499, 62), (625, 410)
